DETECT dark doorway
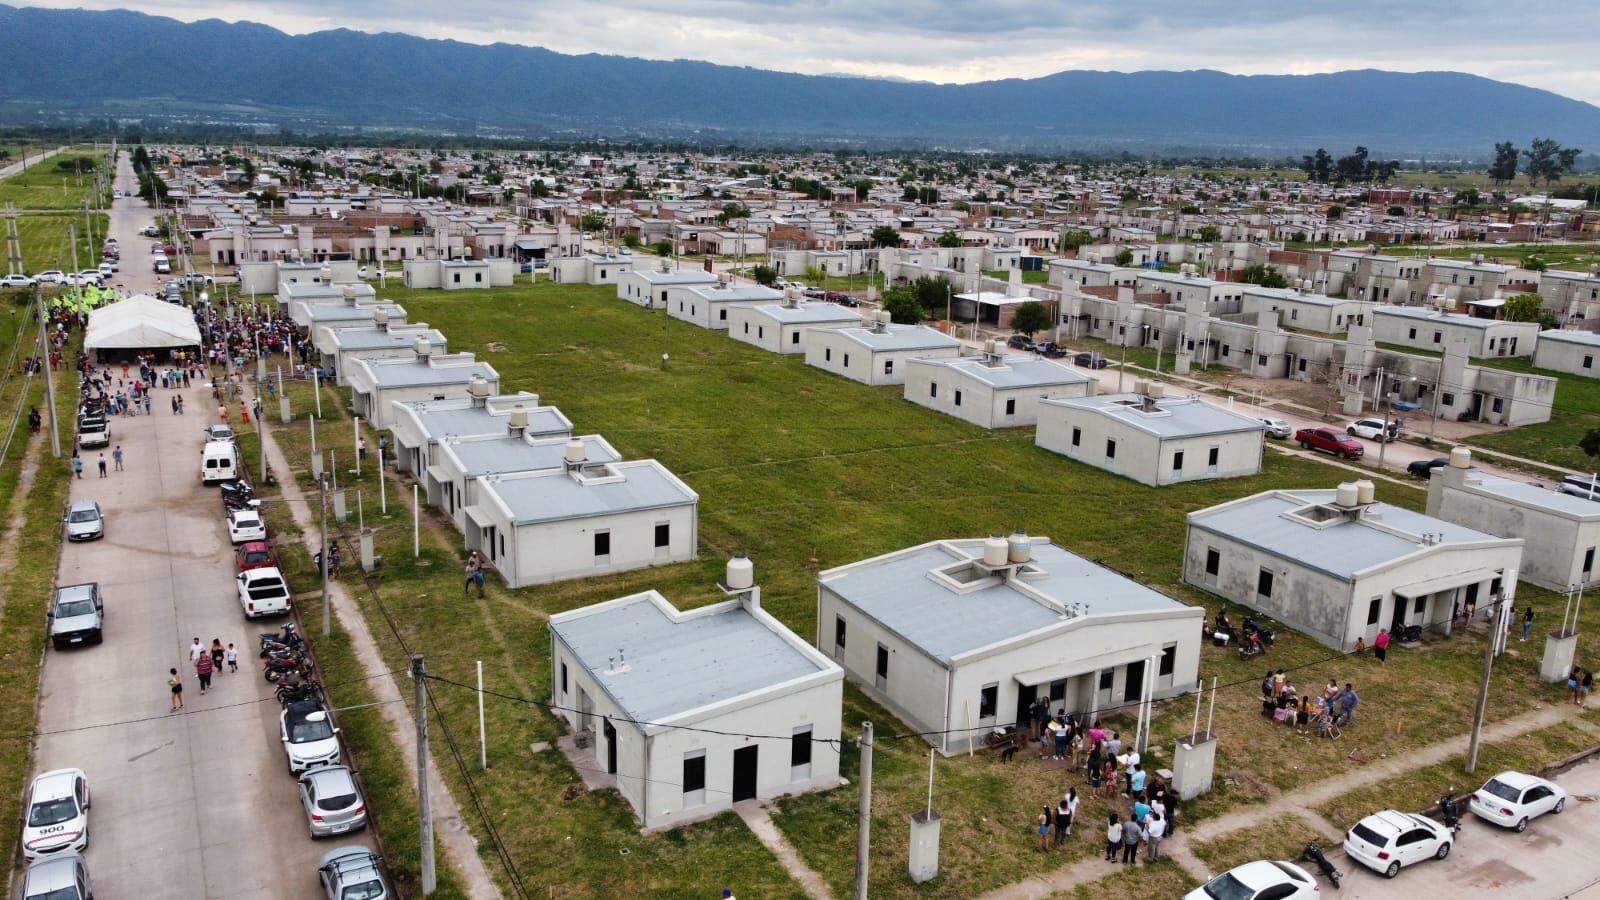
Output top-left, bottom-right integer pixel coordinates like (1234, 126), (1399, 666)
(732, 745), (758, 802)
(1014, 682), (1038, 729)
(1390, 595), (1407, 632)
(602, 719), (617, 775)
(1123, 660), (1146, 703)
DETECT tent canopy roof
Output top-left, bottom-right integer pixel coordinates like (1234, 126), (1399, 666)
(84, 295), (202, 351)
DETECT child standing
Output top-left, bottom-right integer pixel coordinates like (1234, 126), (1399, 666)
(226, 642), (239, 673)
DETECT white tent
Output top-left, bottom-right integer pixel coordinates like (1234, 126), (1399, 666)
(84, 295), (202, 351)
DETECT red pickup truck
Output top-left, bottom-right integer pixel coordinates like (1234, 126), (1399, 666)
(1295, 427), (1364, 460)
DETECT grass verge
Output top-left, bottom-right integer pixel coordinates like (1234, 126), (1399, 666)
(1190, 814), (1324, 875)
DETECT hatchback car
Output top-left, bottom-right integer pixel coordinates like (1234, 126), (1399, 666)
(1259, 417), (1293, 439)
(1469, 770), (1568, 831)
(298, 765), (368, 838)
(205, 423), (235, 443)
(236, 540), (279, 572)
(318, 845), (389, 900)
(1347, 418), (1400, 442)
(22, 769), (90, 860)
(21, 852), (91, 900)
(1183, 859), (1318, 900)
(1007, 335), (1036, 352)
(282, 699), (342, 773)
(227, 508), (267, 544)
(64, 501), (104, 542)
(1343, 809), (1451, 878)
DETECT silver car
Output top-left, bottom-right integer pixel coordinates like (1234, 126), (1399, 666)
(64, 501), (104, 542)
(319, 846), (389, 900)
(298, 765), (368, 838)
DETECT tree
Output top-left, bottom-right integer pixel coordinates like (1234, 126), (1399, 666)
(1522, 254), (1549, 272)
(1523, 138), (1583, 187)
(716, 202), (751, 226)
(1010, 301), (1052, 338)
(649, 241), (672, 257)
(621, 233), (641, 249)
(1501, 292), (1555, 328)
(529, 179), (551, 198)
(1583, 428), (1600, 461)
(750, 265), (778, 287)
(1059, 230), (1094, 252)
(578, 211), (608, 233)
(1386, 206), (1407, 217)
(1327, 204), (1344, 220)
(908, 275), (954, 314)
(1488, 141), (1520, 185)
(1452, 189), (1482, 208)
(1240, 263), (1289, 289)
(936, 230), (963, 248)
(870, 225), (902, 248)
(1114, 249), (1134, 267)
(1300, 148), (1333, 183)
(854, 180), (873, 201)
(881, 289), (923, 325)
(1195, 225), (1222, 243)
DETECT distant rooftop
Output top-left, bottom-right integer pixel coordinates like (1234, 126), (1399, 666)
(482, 459), (697, 526)
(1043, 392), (1264, 439)
(827, 324), (962, 352)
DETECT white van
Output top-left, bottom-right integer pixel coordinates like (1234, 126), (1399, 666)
(152, 256), (170, 274)
(201, 440), (241, 484)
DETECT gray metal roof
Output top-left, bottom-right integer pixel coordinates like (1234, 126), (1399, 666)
(484, 459), (697, 526)
(361, 357), (498, 389)
(331, 326), (447, 351)
(631, 269), (719, 285)
(829, 324), (963, 352)
(1242, 286), (1350, 308)
(683, 284), (783, 302)
(1458, 474), (1600, 518)
(1538, 328), (1600, 348)
(909, 354), (1093, 390)
(1045, 393), (1265, 439)
(410, 401), (566, 442)
(551, 592), (830, 723)
(1375, 306), (1503, 330)
(748, 302), (861, 325)
(821, 540), (1191, 663)
(1188, 489), (1509, 580)
(301, 303), (407, 325)
(445, 434), (619, 478)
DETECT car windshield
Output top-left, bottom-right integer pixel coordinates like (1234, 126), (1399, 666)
(242, 550), (271, 565)
(1482, 778), (1521, 802)
(27, 886), (80, 900)
(1351, 822), (1389, 846)
(321, 789), (359, 811)
(27, 796), (78, 827)
(1201, 872), (1255, 900)
(291, 717), (334, 743)
(342, 876), (386, 900)
(67, 509), (98, 523)
(55, 599), (96, 618)
(234, 516), (260, 528)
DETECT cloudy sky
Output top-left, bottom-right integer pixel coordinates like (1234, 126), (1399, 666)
(24, 0), (1600, 103)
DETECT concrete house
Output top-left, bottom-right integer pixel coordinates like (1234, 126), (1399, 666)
(1186, 482), (1524, 650)
(387, 388), (556, 477)
(804, 313), (962, 386)
(548, 254), (637, 285)
(402, 258), (516, 290)
(667, 281), (784, 329)
(1239, 286), (1372, 335)
(1048, 259), (1135, 291)
(431, 433), (621, 534)
(344, 345), (500, 429)
(1372, 306), (1539, 358)
(1036, 384), (1265, 486)
(1538, 269), (1600, 321)
(904, 344), (1097, 428)
(1427, 449), (1600, 591)
(817, 535), (1202, 755)
(318, 319), (447, 386)
(726, 299), (860, 355)
(1533, 329), (1600, 378)
(618, 266), (719, 309)
(240, 259), (360, 296)
(275, 280), (377, 316)
(470, 457), (699, 587)
(548, 564), (843, 830)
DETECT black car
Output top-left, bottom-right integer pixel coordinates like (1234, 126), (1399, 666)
(1074, 352), (1109, 369)
(1406, 457), (1449, 478)
(1007, 335), (1036, 352)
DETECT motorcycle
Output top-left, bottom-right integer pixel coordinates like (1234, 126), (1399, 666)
(1303, 840), (1341, 889)
(1238, 632), (1264, 660)
(1243, 617), (1276, 647)
(1438, 789), (1461, 836)
(275, 679), (322, 706)
(263, 651), (314, 683)
(259, 622), (302, 656)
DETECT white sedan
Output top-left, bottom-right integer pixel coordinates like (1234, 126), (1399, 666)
(1346, 418), (1399, 442)
(1183, 860), (1319, 899)
(21, 768), (90, 861)
(1343, 809), (1451, 878)
(1469, 770), (1568, 831)
(227, 508), (266, 544)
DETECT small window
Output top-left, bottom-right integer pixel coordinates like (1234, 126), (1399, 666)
(954, 390), (963, 407)
(978, 684), (997, 719)
(1584, 547), (1594, 574)
(1159, 644), (1176, 676)
(1257, 568), (1274, 598)
(1098, 669), (1114, 690)
(1005, 398), (1016, 416)
(1414, 596), (1425, 615)
(654, 523), (670, 548)
(1071, 426), (1081, 448)
(792, 727), (813, 768)
(1172, 450), (1184, 471)
(1442, 392), (1455, 406)
(1205, 548), (1220, 577)
(875, 644), (889, 681)
(1257, 354), (1267, 366)
(1367, 597), (1382, 625)
(843, 353), (850, 367)
(1408, 327), (1417, 339)
(1208, 446), (1219, 467)
(593, 531), (611, 557)
(791, 332), (800, 345)
(560, 661), (568, 695)
(1433, 331), (1442, 344)
(757, 327), (764, 339)
(1221, 343), (1231, 357)
(930, 382), (938, 398)
(834, 615), (846, 651)
(1581, 356), (1591, 370)
(825, 347), (832, 362)
(743, 322), (749, 334)
(884, 360), (894, 376)
(1492, 398), (1504, 414)
(683, 752), (706, 795)
(719, 309), (727, 321)
(1105, 438), (1116, 459)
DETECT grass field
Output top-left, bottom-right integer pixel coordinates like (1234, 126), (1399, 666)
(1385, 242), (1600, 271)
(15, 213), (108, 274)
(1191, 814), (1324, 876)
(1465, 356), (1600, 470)
(0, 297), (45, 539)
(983, 268), (1050, 284)
(0, 150), (110, 211)
(260, 279), (1596, 897)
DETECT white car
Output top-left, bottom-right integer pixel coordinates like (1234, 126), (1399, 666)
(281, 700), (342, 773)
(205, 423), (235, 443)
(99, 261), (116, 276)
(0, 274), (36, 288)
(237, 566), (291, 618)
(1469, 770), (1568, 831)
(1343, 809), (1451, 878)
(35, 270), (65, 284)
(1346, 418), (1399, 442)
(21, 769), (90, 860)
(1183, 860), (1319, 900)
(227, 508), (266, 544)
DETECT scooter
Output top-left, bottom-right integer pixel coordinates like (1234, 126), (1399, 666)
(259, 622), (302, 656)
(1303, 840), (1341, 889)
(1238, 632), (1264, 660)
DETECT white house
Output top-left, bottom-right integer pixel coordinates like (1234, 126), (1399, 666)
(1186, 481), (1524, 650)
(1372, 306), (1539, 358)
(804, 313), (962, 386)
(386, 388), (556, 477)
(548, 253), (637, 286)
(344, 345), (501, 429)
(1533, 329), (1600, 378)
(430, 433), (620, 534)
(240, 259), (360, 296)
(470, 457), (698, 587)
(316, 313), (446, 385)
(402, 258), (516, 290)
(817, 535), (1202, 755)
(667, 281), (784, 330)
(548, 562), (843, 830)
(726, 299), (860, 355)
(1239, 286), (1372, 335)
(1036, 385), (1266, 486)
(904, 345), (1096, 428)
(617, 266), (720, 309)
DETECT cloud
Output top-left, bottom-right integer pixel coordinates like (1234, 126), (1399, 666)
(20, 0), (1600, 102)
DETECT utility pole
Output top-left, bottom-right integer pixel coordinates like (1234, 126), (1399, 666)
(320, 471), (331, 638)
(413, 654), (437, 895)
(35, 292), (59, 457)
(854, 720), (874, 900)
(1467, 568), (1515, 774)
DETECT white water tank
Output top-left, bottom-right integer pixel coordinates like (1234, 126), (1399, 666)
(982, 535), (1008, 567)
(413, 337), (431, 359)
(467, 374), (490, 400)
(373, 307), (389, 328)
(508, 405), (528, 430)
(726, 553), (754, 590)
(1134, 380), (1149, 396)
(1335, 481), (1359, 508)
(1147, 383), (1166, 399)
(1450, 446), (1472, 469)
(1355, 478), (1375, 505)
(564, 437), (585, 464)
(1007, 530), (1032, 563)
(878, 310), (892, 326)
(343, 284), (357, 304)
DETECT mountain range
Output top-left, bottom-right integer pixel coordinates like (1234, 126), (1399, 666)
(2, 3), (1599, 154)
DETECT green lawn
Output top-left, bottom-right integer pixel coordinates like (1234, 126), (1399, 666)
(1191, 815), (1324, 876)
(262, 279), (1595, 898)
(1385, 242), (1600, 272)
(982, 269), (1050, 285)
(0, 297), (45, 537)
(0, 150), (110, 211)
(16, 213), (108, 274)
(1465, 356), (1600, 470)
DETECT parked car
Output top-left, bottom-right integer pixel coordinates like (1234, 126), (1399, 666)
(227, 507), (267, 544)
(1342, 809), (1451, 878)
(1007, 335), (1036, 352)
(64, 500), (104, 542)
(205, 423), (236, 443)
(1347, 418), (1400, 442)
(803, 287), (826, 300)
(77, 415), (110, 449)
(69, 271), (104, 288)
(834, 294), (861, 308)
(298, 765), (368, 838)
(237, 566), (291, 618)
(1074, 351), (1109, 369)
(1295, 427), (1364, 460)
(98, 262), (115, 278)
(48, 583), (103, 649)
(183, 272), (214, 287)
(1182, 860), (1318, 900)
(1558, 474), (1600, 499)
(318, 846), (389, 900)
(236, 540), (279, 572)
(1407, 457), (1450, 479)
(1468, 770), (1567, 831)
(1259, 417), (1292, 439)
(35, 270), (65, 284)
(152, 257), (170, 275)
(281, 698), (342, 773)
(1036, 341), (1067, 358)
(21, 769), (90, 860)
(0, 273), (37, 288)
(21, 852), (91, 900)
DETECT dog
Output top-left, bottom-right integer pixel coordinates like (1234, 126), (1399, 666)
(1000, 744), (1019, 763)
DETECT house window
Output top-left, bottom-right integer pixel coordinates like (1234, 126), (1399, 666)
(1105, 438), (1116, 459)
(1098, 669), (1114, 690)
(1005, 398), (1016, 416)
(1071, 427), (1081, 447)
(954, 390), (963, 407)
(1257, 354), (1267, 366)
(654, 523), (670, 548)
(1408, 327), (1417, 339)
(843, 353), (850, 367)
(1490, 576), (1503, 597)
(1433, 331), (1442, 344)
(758, 327), (764, 339)
(1159, 644), (1176, 677)
(791, 332), (801, 345)
(1208, 446), (1219, 467)
(978, 684), (998, 719)
(593, 531), (611, 558)
(1442, 392), (1455, 406)
(683, 751), (706, 805)
(1172, 450), (1184, 471)
(499, 534), (505, 559)
(1221, 343), (1231, 357)
(834, 615), (846, 652)
(1257, 568), (1274, 598)
(791, 726), (813, 774)
(1049, 679), (1066, 702)
(453, 273), (461, 284)
(1492, 398), (1504, 414)
(1298, 359), (1307, 373)
(1414, 596), (1426, 615)
(743, 322), (749, 335)
(719, 309), (727, 321)
(825, 348), (832, 362)
(1367, 597), (1382, 625)
(1585, 548), (1595, 575)
(875, 643), (889, 688)
(884, 360), (894, 376)
(1291, 309), (1299, 321)
(930, 382), (938, 398)
(1204, 548), (1220, 578)
(560, 661), (568, 695)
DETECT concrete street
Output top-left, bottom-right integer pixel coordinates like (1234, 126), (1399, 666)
(22, 151), (369, 898)
(1336, 757), (1600, 899)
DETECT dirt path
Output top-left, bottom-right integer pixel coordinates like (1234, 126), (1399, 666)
(0, 429), (43, 595)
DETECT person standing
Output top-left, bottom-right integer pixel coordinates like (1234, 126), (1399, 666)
(1057, 788), (1078, 845)
(1028, 697), (1047, 740)
(97, 453), (107, 477)
(112, 444), (123, 471)
(70, 452), (82, 479)
(176, 394), (184, 414)
(189, 637), (205, 664)
(1569, 667), (1583, 705)
(210, 639), (225, 675)
(357, 436), (367, 463)
(218, 404), (228, 424)
(1120, 814), (1142, 865)
(195, 650), (214, 694)
(1104, 814), (1121, 862)
(1523, 607), (1535, 642)
(1035, 806), (1051, 852)
(225, 642), (239, 674)
(1582, 669), (1593, 707)
(1374, 628), (1390, 663)
(1144, 811), (1165, 862)
(167, 668), (184, 711)
(464, 552), (484, 598)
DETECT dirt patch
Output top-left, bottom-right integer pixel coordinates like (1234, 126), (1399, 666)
(484, 341), (508, 353)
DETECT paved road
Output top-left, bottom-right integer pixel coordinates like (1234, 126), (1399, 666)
(1333, 757), (1600, 899)
(22, 151), (366, 899)
(0, 146), (64, 182)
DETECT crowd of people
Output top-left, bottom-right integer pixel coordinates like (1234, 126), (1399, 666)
(1260, 672), (1359, 738)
